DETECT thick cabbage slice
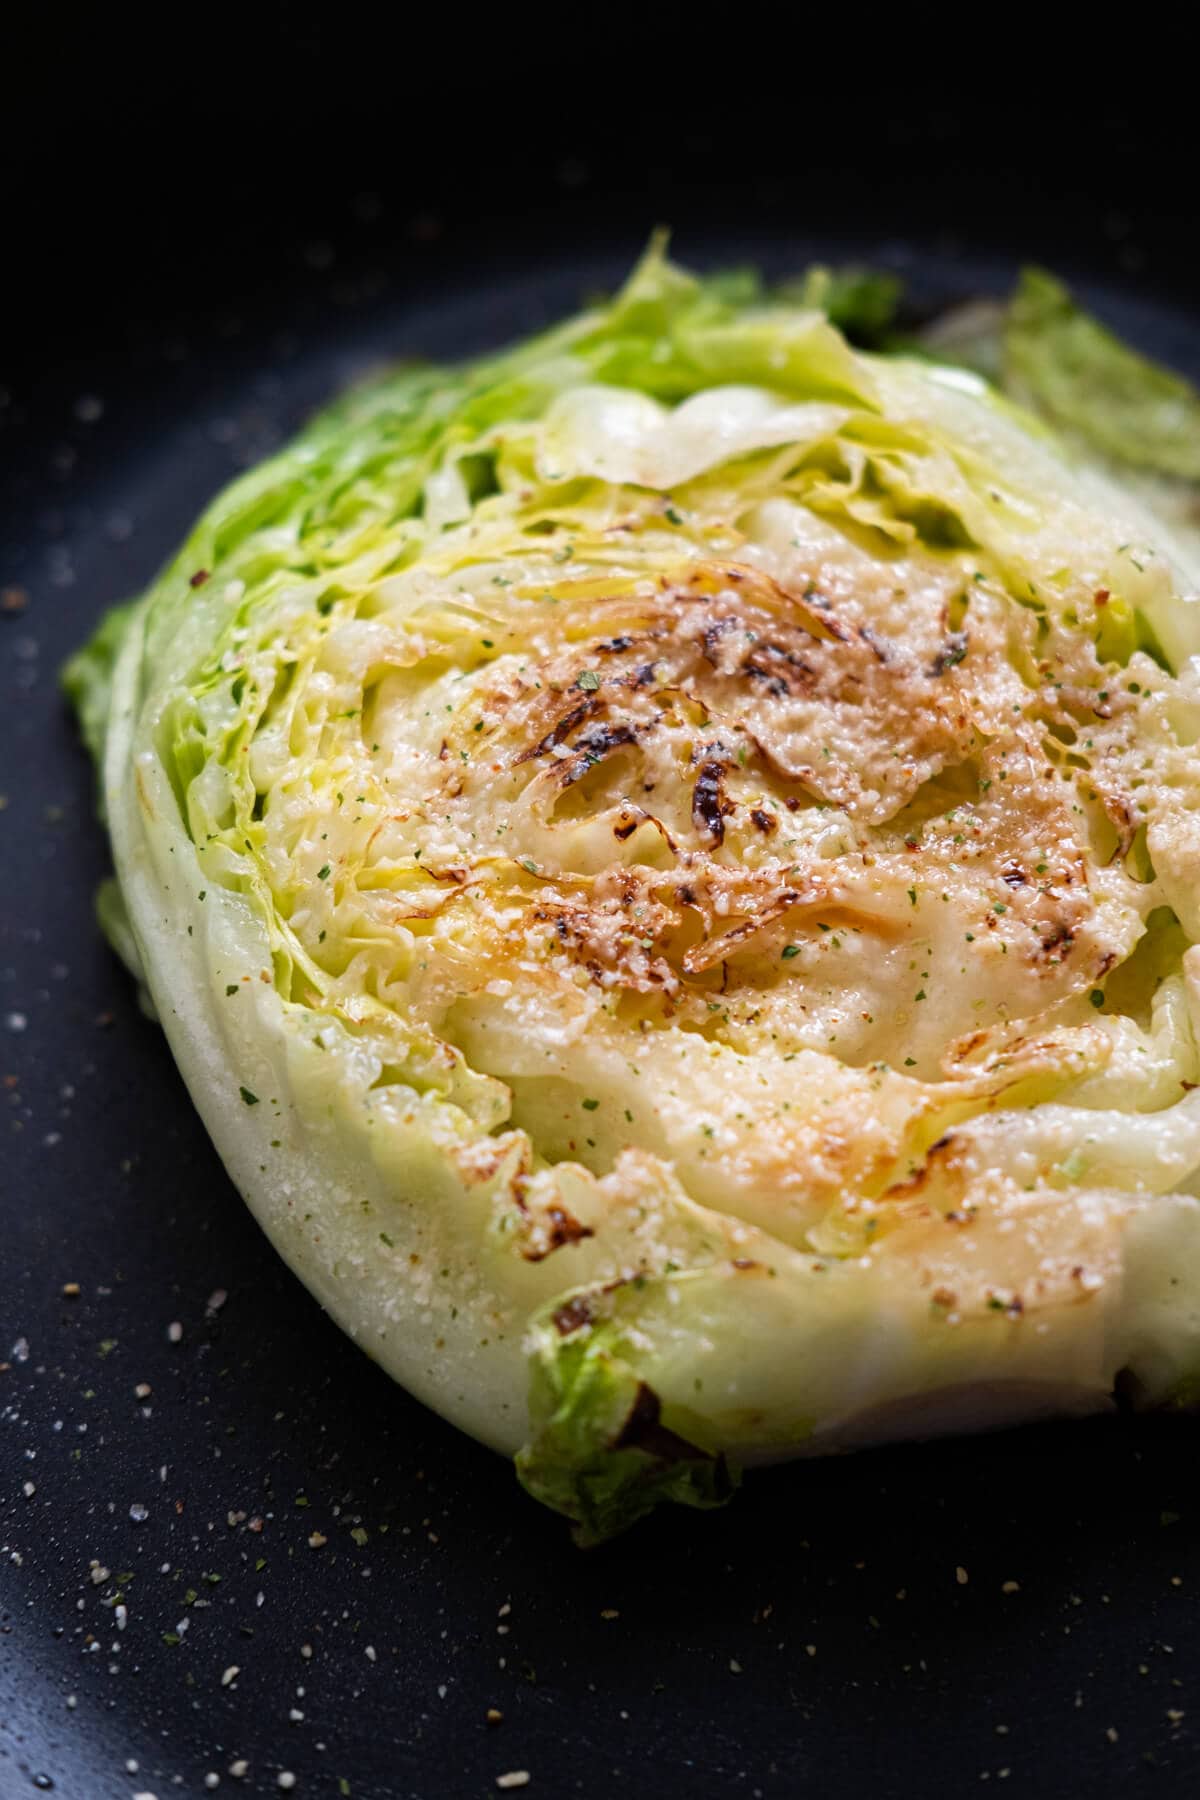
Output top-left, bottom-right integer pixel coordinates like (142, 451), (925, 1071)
(69, 243), (1200, 1541)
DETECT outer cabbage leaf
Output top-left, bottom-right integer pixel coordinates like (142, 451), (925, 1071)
(516, 1311), (737, 1546)
(1004, 268), (1200, 482)
(62, 598), (138, 787)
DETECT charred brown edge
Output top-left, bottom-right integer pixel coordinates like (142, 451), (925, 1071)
(519, 1204), (596, 1263)
(691, 742), (734, 845)
(882, 1130), (959, 1199)
(551, 1293), (596, 1336)
(560, 720), (637, 787)
(612, 1381), (708, 1463)
(510, 1167), (594, 1265)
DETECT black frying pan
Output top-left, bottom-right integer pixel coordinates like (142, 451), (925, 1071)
(3, 37), (1199, 1799)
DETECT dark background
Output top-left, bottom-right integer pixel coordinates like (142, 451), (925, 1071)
(3, 19), (1199, 1799)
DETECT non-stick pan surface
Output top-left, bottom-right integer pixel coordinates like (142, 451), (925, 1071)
(3, 48), (1199, 1799)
